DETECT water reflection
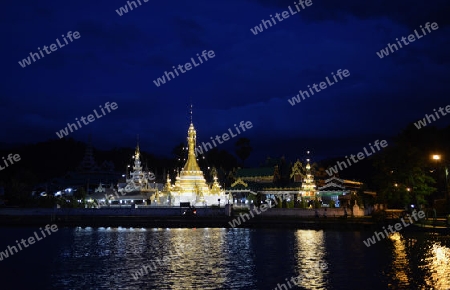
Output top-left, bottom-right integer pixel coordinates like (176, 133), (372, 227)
(422, 242), (450, 289)
(388, 233), (411, 288)
(294, 230), (327, 289)
(160, 228), (228, 289)
(3, 227), (450, 289)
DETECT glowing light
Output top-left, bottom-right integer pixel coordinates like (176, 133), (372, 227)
(388, 232), (401, 241)
(294, 230), (327, 288)
(422, 243), (450, 289)
(432, 155), (441, 160)
(390, 234), (410, 286)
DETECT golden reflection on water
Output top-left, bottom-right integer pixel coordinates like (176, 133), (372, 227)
(60, 227), (450, 289)
(422, 242), (450, 289)
(159, 228), (229, 289)
(388, 233), (411, 288)
(294, 230), (327, 289)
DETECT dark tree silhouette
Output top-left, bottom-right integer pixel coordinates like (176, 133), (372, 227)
(235, 138), (252, 167)
(205, 147), (238, 172)
(372, 124), (442, 209)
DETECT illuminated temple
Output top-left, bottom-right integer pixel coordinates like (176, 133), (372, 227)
(161, 121), (228, 206)
(299, 154), (316, 198)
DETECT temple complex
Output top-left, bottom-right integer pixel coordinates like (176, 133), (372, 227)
(225, 152), (369, 208)
(227, 153), (315, 198)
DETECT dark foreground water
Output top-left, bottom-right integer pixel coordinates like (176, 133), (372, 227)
(0, 227), (449, 290)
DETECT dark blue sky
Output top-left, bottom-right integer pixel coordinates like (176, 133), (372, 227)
(2, 0), (450, 165)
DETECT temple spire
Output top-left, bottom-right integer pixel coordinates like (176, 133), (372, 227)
(183, 122), (201, 172)
(135, 136), (140, 161)
(78, 134), (97, 171)
(301, 150), (316, 197)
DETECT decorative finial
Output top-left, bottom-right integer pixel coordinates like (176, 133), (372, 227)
(135, 134), (140, 160)
(190, 102), (193, 124)
(136, 134), (140, 153)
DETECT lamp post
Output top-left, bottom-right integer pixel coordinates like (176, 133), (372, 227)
(432, 154), (449, 213)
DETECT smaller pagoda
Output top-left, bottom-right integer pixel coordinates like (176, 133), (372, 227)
(299, 151), (316, 200)
(117, 141), (156, 198)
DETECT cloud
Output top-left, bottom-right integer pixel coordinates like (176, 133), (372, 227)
(250, 0), (450, 29)
(173, 17), (207, 48)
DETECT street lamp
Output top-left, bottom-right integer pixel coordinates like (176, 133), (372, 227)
(431, 154), (444, 193)
(431, 154), (449, 212)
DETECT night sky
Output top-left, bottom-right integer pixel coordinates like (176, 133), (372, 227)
(2, 0), (450, 165)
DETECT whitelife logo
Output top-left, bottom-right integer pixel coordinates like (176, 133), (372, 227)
(272, 261), (328, 290)
(153, 50), (215, 87)
(288, 69), (350, 106)
(0, 224), (58, 262)
(325, 140), (388, 176)
(376, 22), (439, 59)
(115, 0), (149, 16)
(130, 247), (186, 280)
(0, 153), (21, 171)
(18, 31), (81, 68)
(55, 102), (118, 139)
(228, 194), (290, 228)
(414, 105), (450, 129)
(250, 0), (313, 35)
(363, 210), (425, 247)
(195, 121), (253, 156)
(228, 202), (273, 228)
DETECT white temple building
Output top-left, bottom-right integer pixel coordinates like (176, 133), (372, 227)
(117, 142), (157, 196)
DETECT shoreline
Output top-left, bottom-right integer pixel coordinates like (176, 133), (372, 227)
(0, 215), (448, 234)
(0, 208), (448, 233)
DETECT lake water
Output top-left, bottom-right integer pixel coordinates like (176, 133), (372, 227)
(0, 227), (449, 289)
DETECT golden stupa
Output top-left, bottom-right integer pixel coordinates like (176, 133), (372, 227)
(161, 120), (228, 206)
